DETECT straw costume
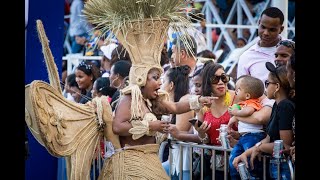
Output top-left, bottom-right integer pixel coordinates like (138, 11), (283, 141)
(25, 20), (120, 180)
(83, 0), (202, 179)
(25, 0), (203, 180)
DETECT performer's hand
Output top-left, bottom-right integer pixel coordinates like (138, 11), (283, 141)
(149, 120), (170, 133)
(168, 125), (180, 138)
(199, 96), (218, 105)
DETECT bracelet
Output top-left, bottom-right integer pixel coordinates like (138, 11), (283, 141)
(189, 95), (203, 110)
(198, 133), (208, 143)
(255, 141), (262, 153)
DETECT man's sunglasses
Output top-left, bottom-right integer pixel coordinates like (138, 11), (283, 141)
(211, 74), (230, 84)
(277, 40), (295, 51)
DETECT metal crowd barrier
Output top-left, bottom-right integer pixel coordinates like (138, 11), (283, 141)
(163, 140), (294, 180)
(86, 139), (295, 180)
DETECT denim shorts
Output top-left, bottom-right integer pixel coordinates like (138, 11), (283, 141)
(269, 158), (292, 180)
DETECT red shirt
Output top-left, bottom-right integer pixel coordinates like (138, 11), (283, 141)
(203, 111), (236, 145)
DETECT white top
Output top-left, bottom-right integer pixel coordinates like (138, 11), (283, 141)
(237, 38), (278, 87)
(238, 96), (274, 133)
(238, 122), (263, 133)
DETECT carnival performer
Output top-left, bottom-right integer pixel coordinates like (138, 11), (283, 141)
(25, 1), (216, 180)
(83, 0), (216, 179)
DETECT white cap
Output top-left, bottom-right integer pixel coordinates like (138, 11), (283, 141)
(100, 43), (118, 60)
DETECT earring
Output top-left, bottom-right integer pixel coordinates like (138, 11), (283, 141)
(293, 77), (295, 82)
(273, 91), (277, 98)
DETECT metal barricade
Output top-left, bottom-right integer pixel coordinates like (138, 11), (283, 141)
(88, 140), (295, 180)
(165, 140), (295, 180)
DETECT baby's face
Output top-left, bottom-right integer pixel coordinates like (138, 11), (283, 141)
(234, 79), (248, 102)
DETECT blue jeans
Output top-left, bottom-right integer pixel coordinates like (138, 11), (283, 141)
(269, 158), (292, 180)
(162, 160), (190, 180)
(172, 171), (190, 180)
(229, 132), (266, 180)
(162, 160), (170, 176)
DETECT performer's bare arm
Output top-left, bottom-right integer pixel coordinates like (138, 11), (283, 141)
(160, 94), (218, 114)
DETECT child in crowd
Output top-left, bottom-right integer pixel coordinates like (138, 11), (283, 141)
(91, 77), (117, 102)
(228, 75), (266, 179)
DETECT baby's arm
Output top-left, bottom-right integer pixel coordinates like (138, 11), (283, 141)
(230, 106), (255, 117)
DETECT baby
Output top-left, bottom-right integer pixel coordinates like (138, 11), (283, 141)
(228, 75), (264, 129)
(227, 75), (267, 178)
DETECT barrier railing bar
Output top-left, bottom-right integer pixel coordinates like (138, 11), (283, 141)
(211, 150), (216, 180)
(179, 144), (183, 180)
(224, 150), (228, 180)
(189, 146), (193, 180)
(200, 148), (204, 180)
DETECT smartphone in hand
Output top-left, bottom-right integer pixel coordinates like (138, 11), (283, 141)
(189, 118), (203, 127)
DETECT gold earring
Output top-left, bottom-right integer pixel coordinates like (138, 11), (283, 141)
(273, 91), (277, 98)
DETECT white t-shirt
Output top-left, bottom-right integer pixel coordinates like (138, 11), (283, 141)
(238, 97), (274, 133)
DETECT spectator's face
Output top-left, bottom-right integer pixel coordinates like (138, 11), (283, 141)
(191, 75), (202, 95)
(171, 45), (186, 66)
(274, 45), (294, 67)
(265, 74), (279, 100)
(160, 72), (172, 94)
(70, 86), (81, 103)
(234, 79), (248, 102)
(210, 68), (229, 97)
(258, 14), (284, 47)
(236, 39), (246, 48)
(109, 65), (120, 89)
(75, 69), (93, 91)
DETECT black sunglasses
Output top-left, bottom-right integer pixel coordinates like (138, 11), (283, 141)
(277, 40), (295, 51)
(211, 74), (230, 84)
(264, 80), (277, 88)
(265, 62), (282, 85)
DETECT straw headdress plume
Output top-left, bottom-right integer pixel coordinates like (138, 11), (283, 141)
(83, 0), (198, 120)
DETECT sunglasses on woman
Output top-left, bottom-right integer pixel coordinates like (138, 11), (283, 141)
(211, 74), (230, 84)
(265, 80), (278, 88)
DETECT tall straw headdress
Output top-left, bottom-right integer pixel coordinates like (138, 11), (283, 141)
(83, 0), (198, 120)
